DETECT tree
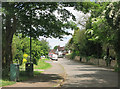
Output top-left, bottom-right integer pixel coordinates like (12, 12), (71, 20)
(104, 2), (120, 70)
(2, 2), (103, 69)
(66, 28), (102, 59)
(54, 46), (59, 50)
(65, 2), (110, 60)
(2, 2), (76, 69)
(81, 2), (120, 68)
(12, 34), (50, 65)
(85, 17), (114, 57)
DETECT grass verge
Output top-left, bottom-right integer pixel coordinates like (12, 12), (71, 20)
(34, 58), (52, 69)
(1, 71), (42, 87)
(1, 79), (16, 87)
(1, 58), (52, 87)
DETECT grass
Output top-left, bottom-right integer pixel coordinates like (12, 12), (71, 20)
(19, 58), (52, 70)
(34, 58), (52, 69)
(1, 58), (52, 87)
(1, 79), (16, 87)
(1, 71), (42, 87)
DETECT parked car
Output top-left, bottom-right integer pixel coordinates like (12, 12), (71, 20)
(58, 55), (63, 58)
(52, 54), (58, 61)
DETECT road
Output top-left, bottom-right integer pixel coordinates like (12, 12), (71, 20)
(58, 58), (118, 87)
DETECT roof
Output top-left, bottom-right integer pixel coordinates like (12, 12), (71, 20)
(49, 49), (56, 53)
(57, 46), (65, 51)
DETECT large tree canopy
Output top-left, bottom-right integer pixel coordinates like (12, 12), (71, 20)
(65, 2), (120, 70)
(2, 2), (76, 38)
(2, 2), (120, 71)
(2, 2), (77, 69)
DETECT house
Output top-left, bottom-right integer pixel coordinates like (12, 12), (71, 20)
(56, 46), (66, 57)
(48, 46), (70, 58)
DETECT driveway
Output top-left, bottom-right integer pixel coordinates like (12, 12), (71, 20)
(58, 58), (118, 87)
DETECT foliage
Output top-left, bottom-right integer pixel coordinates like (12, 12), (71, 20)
(54, 46), (59, 50)
(85, 16), (115, 44)
(65, 28), (102, 59)
(65, 2), (120, 70)
(2, 2), (76, 38)
(2, 2), (78, 69)
(65, 38), (74, 51)
(70, 51), (76, 59)
(2, 2), (120, 72)
(84, 2), (120, 66)
(105, 2), (120, 30)
(76, 2), (119, 70)
(12, 34), (50, 65)
(104, 2), (120, 70)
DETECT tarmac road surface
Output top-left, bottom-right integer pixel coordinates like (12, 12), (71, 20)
(58, 58), (118, 87)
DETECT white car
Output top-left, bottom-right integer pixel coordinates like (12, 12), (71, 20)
(52, 54), (58, 61)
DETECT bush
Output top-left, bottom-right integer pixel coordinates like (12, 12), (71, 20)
(114, 64), (119, 72)
(70, 52), (76, 59)
(12, 34), (50, 65)
(85, 56), (91, 62)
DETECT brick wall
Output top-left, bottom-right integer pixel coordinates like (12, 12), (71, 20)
(74, 56), (80, 61)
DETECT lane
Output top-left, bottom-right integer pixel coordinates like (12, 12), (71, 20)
(58, 58), (118, 87)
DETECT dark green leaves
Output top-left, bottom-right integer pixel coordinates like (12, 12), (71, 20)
(2, 2), (76, 39)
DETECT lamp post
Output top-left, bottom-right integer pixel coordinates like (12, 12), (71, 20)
(30, 26), (32, 63)
(25, 5), (33, 76)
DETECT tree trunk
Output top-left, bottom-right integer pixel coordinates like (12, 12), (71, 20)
(114, 30), (120, 72)
(2, 14), (16, 70)
(106, 46), (110, 67)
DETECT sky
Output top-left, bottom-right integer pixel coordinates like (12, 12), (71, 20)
(39, 29), (74, 49)
(39, 7), (90, 49)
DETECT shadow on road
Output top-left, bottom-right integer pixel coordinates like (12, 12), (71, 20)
(61, 59), (118, 87)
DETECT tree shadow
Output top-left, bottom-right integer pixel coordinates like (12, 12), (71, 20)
(63, 68), (118, 87)
(21, 73), (64, 83)
(74, 68), (115, 72)
(62, 59), (118, 87)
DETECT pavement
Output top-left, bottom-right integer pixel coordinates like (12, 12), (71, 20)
(3, 60), (66, 88)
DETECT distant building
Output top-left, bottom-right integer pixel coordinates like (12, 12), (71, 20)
(55, 46), (66, 57)
(48, 46), (71, 58)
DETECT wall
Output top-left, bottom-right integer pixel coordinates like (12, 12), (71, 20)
(66, 55), (117, 68)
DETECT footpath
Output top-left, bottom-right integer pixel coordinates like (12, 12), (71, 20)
(2, 60), (66, 88)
